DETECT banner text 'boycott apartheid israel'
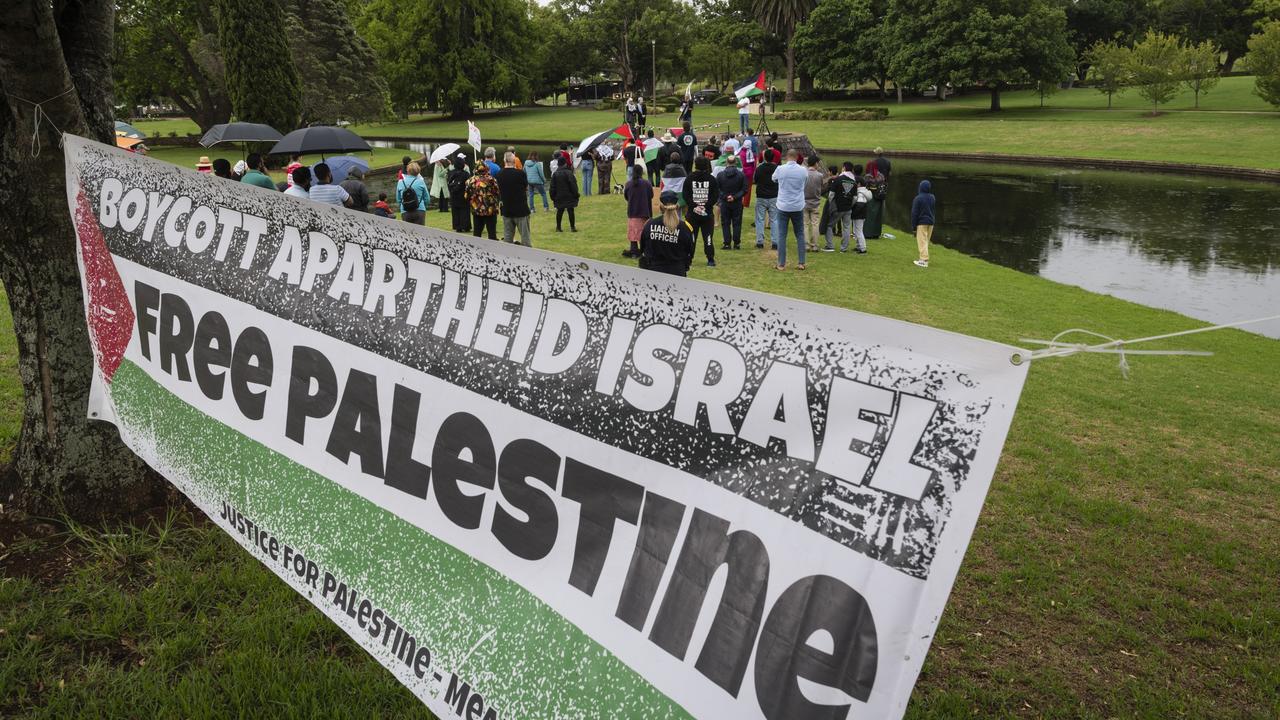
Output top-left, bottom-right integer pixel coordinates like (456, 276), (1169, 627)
(64, 135), (1028, 720)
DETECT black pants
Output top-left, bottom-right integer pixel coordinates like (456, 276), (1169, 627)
(647, 164), (661, 186)
(688, 212), (715, 262)
(472, 214), (497, 239)
(436, 195), (449, 212)
(556, 207), (576, 230)
(720, 203), (743, 248)
(450, 193), (470, 232)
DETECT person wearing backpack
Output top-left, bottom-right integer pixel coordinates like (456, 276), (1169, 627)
(396, 161), (429, 225)
(824, 163), (859, 253)
(848, 163), (873, 254)
(447, 157), (472, 233)
(464, 163), (501, 239)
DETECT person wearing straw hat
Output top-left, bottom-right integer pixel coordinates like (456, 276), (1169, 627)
(195, 156), (213, 173)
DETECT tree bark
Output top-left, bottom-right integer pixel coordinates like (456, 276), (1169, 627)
(990, 85), (1001, 111)
(0, 0), (163, 520)
(785, 38), (796, 102)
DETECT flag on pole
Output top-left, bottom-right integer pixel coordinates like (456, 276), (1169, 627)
(575, 124), (635, 163)
(467, 121), (482, 151)
(734, 70), (767, 99)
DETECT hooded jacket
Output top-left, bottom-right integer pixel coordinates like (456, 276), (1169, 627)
(550, 165), (580, 208)
(682, 170), (720, 219)
(910, 180), (936, 229)
(718, 166), (747, 206)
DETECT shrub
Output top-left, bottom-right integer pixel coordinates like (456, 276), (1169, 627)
(772, 108), (888, 121)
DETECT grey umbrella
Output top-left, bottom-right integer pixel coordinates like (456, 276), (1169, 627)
(268, 126), (371, 158)
(199, 122), (284, 147)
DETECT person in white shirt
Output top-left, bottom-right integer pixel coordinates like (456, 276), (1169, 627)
(737, 96), (752, 134)
(284, 166), (311, 199)
(306, 163), (352, 207)
(771, 149), (809, 269)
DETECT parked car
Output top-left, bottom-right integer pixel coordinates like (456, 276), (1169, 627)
(692, 89), (720, 104)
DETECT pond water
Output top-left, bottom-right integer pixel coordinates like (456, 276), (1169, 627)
(864, 158), (1280, 339)
(370, 142), (1280, 338)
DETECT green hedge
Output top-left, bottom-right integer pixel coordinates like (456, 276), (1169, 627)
(773, 108), (889, 121)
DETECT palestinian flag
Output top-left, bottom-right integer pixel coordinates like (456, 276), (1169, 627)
(642, 137), (665, 164)
(734, 70), (767, 100)
(576, 124), (634, 161)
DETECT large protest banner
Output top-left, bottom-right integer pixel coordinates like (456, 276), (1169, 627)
(64, 134), (1028, 720)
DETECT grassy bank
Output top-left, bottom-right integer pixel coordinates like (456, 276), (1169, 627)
(128, 77), (1280, 171)
(2, 189), (1278, 718)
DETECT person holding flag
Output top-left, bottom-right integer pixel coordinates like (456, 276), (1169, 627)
(734, 71), (767, 134)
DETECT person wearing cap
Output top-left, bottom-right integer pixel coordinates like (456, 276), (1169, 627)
(240, 153), (277, 191)
(447, 157), (472, 233)
(195, 156), (213, 173)
(284, 166), (311, 199)
(341, 165), (370, 212)
(639, 190), (695, 277)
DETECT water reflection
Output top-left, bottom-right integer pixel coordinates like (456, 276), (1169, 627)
(877, 160), (1280, 337)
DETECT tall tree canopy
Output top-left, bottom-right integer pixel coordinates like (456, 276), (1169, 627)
(794, 0), (893, 96)
(752, 0), (815, 100)
(115, 0), (230, 132)
(888, 0), (1075, 110)
(0, 0), (163, 518)
(1059, 0), (1151, 79)
(283, 0), (390, 124)
(1154, 0), (1260, 69)
(356, 0), (527, 117)
(216, 0), (303, 129)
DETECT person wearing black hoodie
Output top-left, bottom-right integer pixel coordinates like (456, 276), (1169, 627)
(910, 179), (936, 268)
(683, 156), (720, 267)
(550, 159), (580, 232)
(718, 155), (747, 250)
(447, 158), (472, 233)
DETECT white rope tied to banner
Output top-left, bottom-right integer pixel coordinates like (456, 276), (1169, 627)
(5, 86), (75, 158)
(1016, 314), (1280, 378)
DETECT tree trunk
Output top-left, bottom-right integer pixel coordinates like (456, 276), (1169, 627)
(0, 0), (163, 520)
(785, 40), (796, 102)
(990, 85), (1001, 111)
(1223, 49), (1238, 73)
(896, 83), (902, 104)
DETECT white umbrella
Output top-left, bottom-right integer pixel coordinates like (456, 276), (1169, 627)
(429, 142), (460, 164)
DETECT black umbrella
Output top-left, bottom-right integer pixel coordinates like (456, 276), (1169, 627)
(199, 122), (285, 148)
(268, 126), (371, 158)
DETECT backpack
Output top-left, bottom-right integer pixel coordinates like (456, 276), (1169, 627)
(833, 176), (857, 212)
(851, 187), (869, 219)
(398, 179), (420, 212)
(447, 169), (468, 195)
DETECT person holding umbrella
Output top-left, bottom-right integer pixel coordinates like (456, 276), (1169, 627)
(431, 158), (450, 213)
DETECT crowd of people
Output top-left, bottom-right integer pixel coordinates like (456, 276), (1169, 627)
(193, 131), (937, 273)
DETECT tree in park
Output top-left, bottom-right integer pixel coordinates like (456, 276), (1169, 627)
(794, 0), (894, 98)
(281, 0), (390, 125)
(1060, 0), (1151, 81)
(887, 0), (1074, 111)
(753, 0), (816, 101)
(216, 0), (303, 130)
(115, 0), (231, 132)
(0, 0), (164, 518)
(1085, 39), (1133, 108)
(1182, 39), (1222, 108)
(1128, 30), (1185, 113)
(1248, 21), (1280, 107)
(1155, 0), (1261, 71)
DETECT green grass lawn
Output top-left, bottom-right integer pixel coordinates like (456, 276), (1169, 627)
(2, 182), (1277, 717)
(126, 77), (1280, 170)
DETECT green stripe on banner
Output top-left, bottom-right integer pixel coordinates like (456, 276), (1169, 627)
(109, 359), (691, 719)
